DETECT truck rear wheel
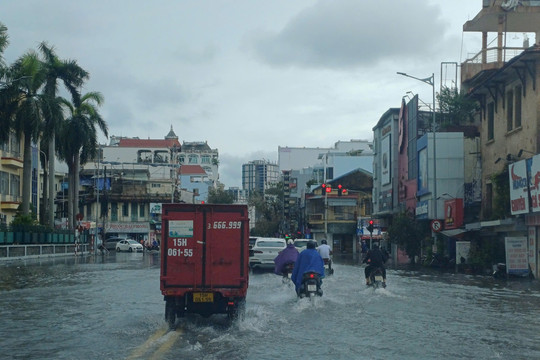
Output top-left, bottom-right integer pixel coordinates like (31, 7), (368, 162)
(165, 299), (176, 329)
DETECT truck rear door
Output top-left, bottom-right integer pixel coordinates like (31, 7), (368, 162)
(161, 204), (249, 291)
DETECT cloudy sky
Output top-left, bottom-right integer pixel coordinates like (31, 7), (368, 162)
(0, 1), (506, 187)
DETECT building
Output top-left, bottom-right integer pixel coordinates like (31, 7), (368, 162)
(178, 165), (213, 203)
(242, 160), (279, 193)
(177, 141), (219, 185)
(0, 131), (23, 225)
(461, 0), (540, 277)
(305, 168), (373, 253)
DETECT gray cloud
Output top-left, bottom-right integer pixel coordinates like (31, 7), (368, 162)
(249, 0), (452, 69)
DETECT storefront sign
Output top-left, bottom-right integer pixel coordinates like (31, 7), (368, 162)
(416, 200), (428, 219)
(505, 237), (529, 276)
(444, 198), (464, 229)
(106, 222), (150, 233)
(509, 160), (529, 215)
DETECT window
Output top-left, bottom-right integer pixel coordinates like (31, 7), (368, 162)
(506, 90), (513, 131)
(178, 155), (185, 163)
(188, 155), (198, 164)
(122, 203), (129, 217)
(201, 155), (211, 164)
(131, 203), (138, 221)
(515, 85), (522, 128)
(487, 102), (494, 141)
(139, 204), (145, 217)
(111, 203), (118, 221)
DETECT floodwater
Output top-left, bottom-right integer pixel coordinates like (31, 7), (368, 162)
(0, 253), (539, 360)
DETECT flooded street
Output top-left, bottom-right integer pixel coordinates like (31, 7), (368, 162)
(1, 254), (539, 359)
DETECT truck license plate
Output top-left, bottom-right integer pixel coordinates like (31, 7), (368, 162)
(193, 292), (214, 303)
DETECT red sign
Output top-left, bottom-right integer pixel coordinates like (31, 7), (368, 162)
(443, 198), (464, 229)
(430, 220), (443, 232)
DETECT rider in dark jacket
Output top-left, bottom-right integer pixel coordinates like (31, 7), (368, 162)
(291, 241), (325, 295)
(363, 242), (387, 286)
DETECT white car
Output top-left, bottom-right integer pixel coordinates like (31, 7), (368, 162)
(116, 239), (144, 252)
(293, 239), (318, 252)
(249, 237), (286, 269)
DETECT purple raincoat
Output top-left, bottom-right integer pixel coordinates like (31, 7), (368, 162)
(274, 244), (299, 275)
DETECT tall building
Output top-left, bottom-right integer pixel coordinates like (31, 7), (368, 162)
(242, 160), (279, 193)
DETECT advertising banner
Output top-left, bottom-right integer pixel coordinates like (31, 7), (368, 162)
(505, 237), (529, 276)
(381, 135), (391, 185)
(509, 160), (529, 215)
(444, 198), (464, 229)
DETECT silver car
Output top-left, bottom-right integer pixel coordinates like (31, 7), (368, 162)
(249, 237), (286, 269)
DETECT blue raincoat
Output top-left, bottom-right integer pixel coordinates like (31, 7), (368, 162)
(274, 244), (299, 275)
(291, 248), (325, 291)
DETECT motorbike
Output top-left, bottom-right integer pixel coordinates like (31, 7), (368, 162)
(281, 262), (295, 283)
(323, 258), (334, 276)
(298, 272), (323, 298)
(367, 267), (386, 289)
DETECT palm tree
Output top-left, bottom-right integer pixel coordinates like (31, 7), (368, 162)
(0, 22), (8, 74)
(0, 51), (48, 215)
(58, 92), (108, 229)
(39, 42), (88, 227)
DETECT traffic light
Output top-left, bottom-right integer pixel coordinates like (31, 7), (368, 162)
(342, 188), (348, 195)
(338, 184), (342, 196)
(321, 183), (326, 194)
(322, 184), (331, 193)
(367, 219), (374, 233)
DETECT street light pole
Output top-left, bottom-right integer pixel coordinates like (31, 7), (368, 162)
(397, 72), (438, 221)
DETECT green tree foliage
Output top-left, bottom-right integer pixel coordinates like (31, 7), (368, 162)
(386, 211), (425, 263)
(207, 187), (234, 204)
(58, 92), (108, 228)
(436, 86), (478, 127)
(249, 184), (283, 237)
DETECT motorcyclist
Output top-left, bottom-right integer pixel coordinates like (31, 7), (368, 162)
(363, 242), (387, 286)
(274, 239), (299, 275)
(316, 239), (333, 272)
(291, 240), (325, 295)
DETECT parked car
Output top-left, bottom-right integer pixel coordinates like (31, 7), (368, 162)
(293, 239), (318, 252)
(249, 237), (286, 269)
(249, 237), (257, 257)
(104, 237), (127, 251)
(116, 239), (143, 252)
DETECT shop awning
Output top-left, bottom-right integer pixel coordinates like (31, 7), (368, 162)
(441, 228), (468, 237)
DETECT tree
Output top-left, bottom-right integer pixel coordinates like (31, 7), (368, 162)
(207, 187), (234, 204)
(0, 51), (48, 215)
(58, 92), (108, 228)
(39, 42), (88, 227)
(436, 86), (478, 127)
(248, 183), (283, 237)
(386, 211), (425, 264)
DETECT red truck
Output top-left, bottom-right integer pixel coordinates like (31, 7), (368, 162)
(160, 203), (250, 327)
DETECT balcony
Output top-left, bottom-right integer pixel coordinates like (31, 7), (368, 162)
(461, 47), (526, 84)
(1, 155), (23, 169)
(1, 194), (22, 210)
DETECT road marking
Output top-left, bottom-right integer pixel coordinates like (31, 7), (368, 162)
(125, 327), (182, 360)
(149, 329), (183, 360)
